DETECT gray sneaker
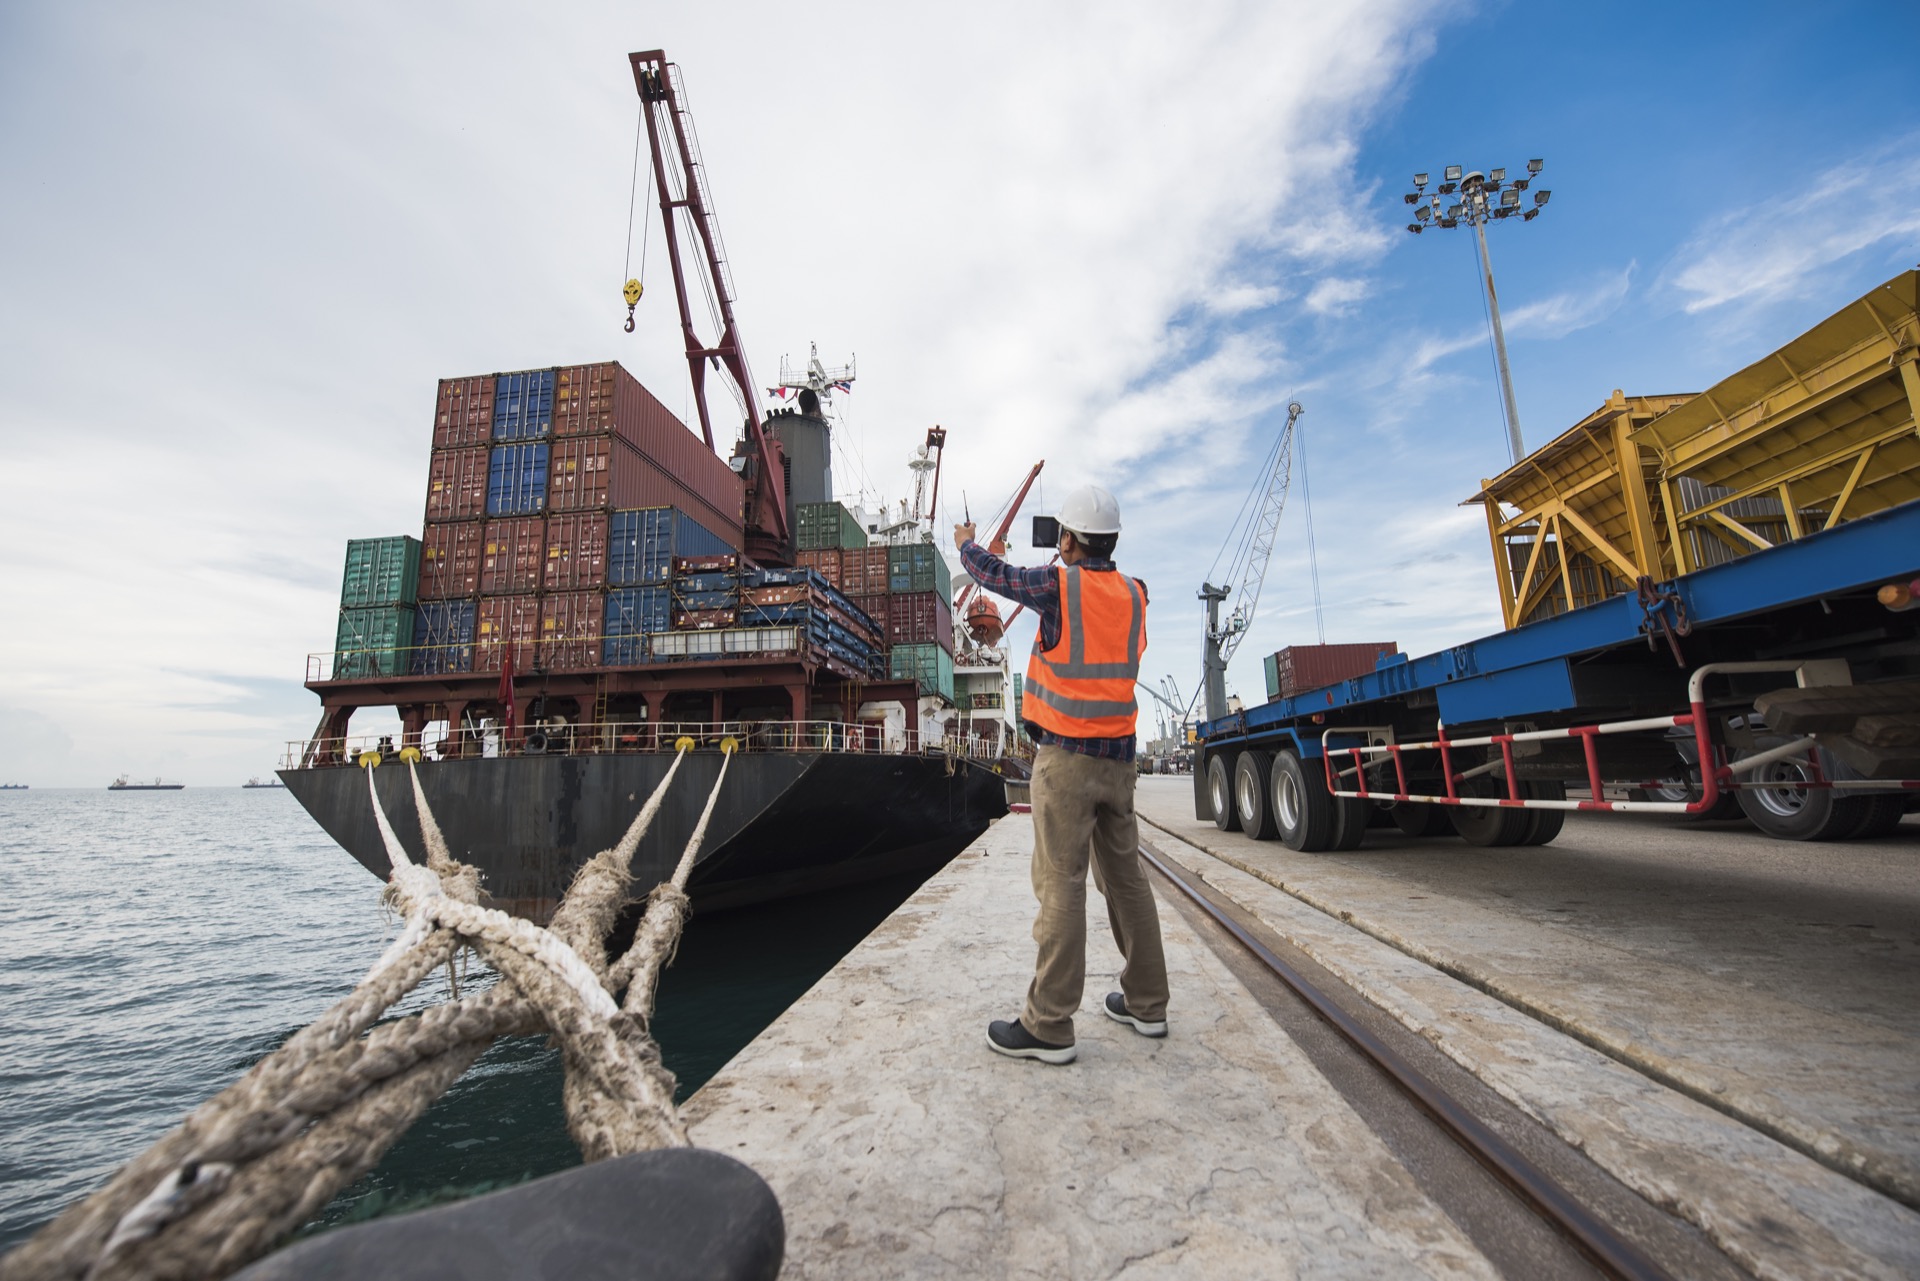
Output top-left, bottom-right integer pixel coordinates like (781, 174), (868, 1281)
(987, 1018), (1076, 1064)
(1103, 992), (1167, 1037)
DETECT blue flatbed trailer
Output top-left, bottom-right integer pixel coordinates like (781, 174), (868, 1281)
(1193, 496), (1920, 847)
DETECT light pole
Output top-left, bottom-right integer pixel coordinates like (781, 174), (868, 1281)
(1405, 160), (1552, 465)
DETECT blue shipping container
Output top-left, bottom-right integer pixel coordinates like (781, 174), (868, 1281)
(603, 587), (672, 665)
(608, 507), (735, 586)
(492, 369), (555, 441)
(411, 601), (476, 675)
(487, 443), (549, 516)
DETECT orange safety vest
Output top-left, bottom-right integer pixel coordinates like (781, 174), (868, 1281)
(1024, 565), (1147, 739)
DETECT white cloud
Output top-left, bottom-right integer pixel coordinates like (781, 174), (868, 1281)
(1305, 276), (1372, 315)
(1663, 135), (1920, 314)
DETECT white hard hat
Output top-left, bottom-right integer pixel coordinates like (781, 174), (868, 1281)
(1056, 484), (1122, 536)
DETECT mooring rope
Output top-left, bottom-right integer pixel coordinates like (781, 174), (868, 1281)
(1, 743), (729, 1281)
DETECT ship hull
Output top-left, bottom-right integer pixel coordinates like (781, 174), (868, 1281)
(279, 751), (1008, 917)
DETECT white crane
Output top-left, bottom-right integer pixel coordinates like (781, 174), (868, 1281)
(1199, 400), (1303, 722)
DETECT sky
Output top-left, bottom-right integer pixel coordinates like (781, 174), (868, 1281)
(1, 0), (1916, 785)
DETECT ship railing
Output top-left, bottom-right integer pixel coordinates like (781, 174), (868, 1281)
(281, 718), (1005, 770)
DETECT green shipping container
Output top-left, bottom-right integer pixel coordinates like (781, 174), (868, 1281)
(886, 542), (952, 597)
(341, 536), (422, 609)
(1264, 652), (1280, 701)
(890, 642), (956, 704)
(795, 502), (867, 551)
(335, 606), (416, 678)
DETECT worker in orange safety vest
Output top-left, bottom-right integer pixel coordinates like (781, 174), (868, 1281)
(957, 484), (1169, 1064)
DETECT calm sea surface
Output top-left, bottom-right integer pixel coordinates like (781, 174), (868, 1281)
(0, 787), (925, 1250)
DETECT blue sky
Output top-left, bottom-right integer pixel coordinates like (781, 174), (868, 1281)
(1, 0), (1915, 783)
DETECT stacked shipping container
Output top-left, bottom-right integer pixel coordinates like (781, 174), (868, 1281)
(795, 538), (960, 704)
(335, 537), (420, 678)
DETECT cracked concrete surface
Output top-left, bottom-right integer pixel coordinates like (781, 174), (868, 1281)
(1133, 778), (1920, 1279)
(685, 816), (1497, 1279)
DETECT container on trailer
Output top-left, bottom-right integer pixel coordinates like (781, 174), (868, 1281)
(433, 376), (495, 449)
(411, 600), (476, 674)
(539, 590), (605, 670)
(474, 595), (541, 673)
(481, 516), (546, 595)
(492, 369), (555, 441)
(542, 512), (609, 591)
(607, 507), (735, 586)
(334, 607), (416, 679)
(603, 586), (671, 665)
(425, 446), (491, 522)
(887, 543), (952, 597)
(890, 642), (956, 704)
(886, 591), (954, 650)
(1264, 643), (1400, 701)
(486, 443), (549, 516)
(795, 502), (867, 551)
(340, 536), (421, 610)
(419, 520), (485, 600)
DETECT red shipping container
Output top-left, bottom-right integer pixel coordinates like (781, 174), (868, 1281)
(418, 520), (484, 600)
(552, 363), (619, 436)
(481, 516), (545, 594)
(608, 367), (744, 534)
(797, 548), (842, 588)
(1269, 642), (1400, 700)
(474, 595), (541, 673)
(547, 436), (614, 512)
(433, 376), (495, 449)
(540, 590), (605, 670)
(425, 446), (491, 522)
(887, 591), (954, 650)
(674, 554), (739, 574)
(851, 547), (895, 597)
(850, 594), (889, 637)
(543, 512), (609, 591)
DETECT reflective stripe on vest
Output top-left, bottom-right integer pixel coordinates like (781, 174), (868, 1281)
(1023, 565), (1147, 737)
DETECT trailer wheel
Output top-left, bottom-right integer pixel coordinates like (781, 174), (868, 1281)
(1520, 781), (1566, 846)
(1449, 778), (1531, 846)
(1330, 789), (1369, 851)
(1234, 751), (1280, 839)
(1270, 750), (1341, 852)
(1846, 794), (1908, 839)
(1207, 753), (1242, 832)
(1734, 737), (1868, 841)
(1390, 802), (1453, 837)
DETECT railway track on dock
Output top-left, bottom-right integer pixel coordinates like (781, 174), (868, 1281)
(1138, 838), (1699, 1281)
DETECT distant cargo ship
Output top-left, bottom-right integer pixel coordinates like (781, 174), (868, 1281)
(0, 783), (26, 790)
(110, 776), (184, 791)
(243, 777), (287, 789)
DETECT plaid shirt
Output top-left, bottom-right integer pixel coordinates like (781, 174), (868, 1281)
(961, 540), (1138, 762)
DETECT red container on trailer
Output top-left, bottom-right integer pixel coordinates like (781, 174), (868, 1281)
(539, 590), (605, 670)
(433, 376), (495, 449)
(481, 516), (545, 595)
(474, 595), (541, 673)
(887, 591), (954, 650)
(425, 446), (491, 522)
(542, 512), (609, 591)
(1268, 642), (1401, 700)
(418, 520), (484, 600)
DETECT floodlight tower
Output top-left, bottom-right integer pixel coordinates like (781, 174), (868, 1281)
(1404, 160), (1552, 465)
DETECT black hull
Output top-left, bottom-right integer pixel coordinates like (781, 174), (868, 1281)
(278, 752), (1008, 917)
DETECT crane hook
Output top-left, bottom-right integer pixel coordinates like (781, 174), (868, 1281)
(622, 277), (643, 333)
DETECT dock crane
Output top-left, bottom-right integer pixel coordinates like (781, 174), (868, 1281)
(1200, 401), (1303, 721)
(629, 50), (792, 564)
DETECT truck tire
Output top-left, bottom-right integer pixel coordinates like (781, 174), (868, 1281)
(1390, 802), (1453, 837)
(1234, 750), (1279, 839)
(1519, 780), (1566, 846)
(1207, 754), (1241, 832)
(1847, 794), (1909, 839)
(1734, 736), (1868, 841)
(1330, 787), (1369, 851)
(1449, 777), (1531, 846)
(1270, 749), (1342, 852)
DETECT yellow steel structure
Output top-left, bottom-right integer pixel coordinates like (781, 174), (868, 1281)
(1470, 270), (1920, 628)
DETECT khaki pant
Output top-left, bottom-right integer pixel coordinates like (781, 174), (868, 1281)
(1022, 745), (1169, 1045)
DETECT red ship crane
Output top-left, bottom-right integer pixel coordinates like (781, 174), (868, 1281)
(629, 50), (791, 564)
(956, 460), (1045, 646)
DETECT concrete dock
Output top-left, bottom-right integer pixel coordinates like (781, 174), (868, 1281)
(684, 781), (1920, 1278)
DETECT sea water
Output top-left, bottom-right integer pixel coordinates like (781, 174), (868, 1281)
(0, 787), (926, 1249)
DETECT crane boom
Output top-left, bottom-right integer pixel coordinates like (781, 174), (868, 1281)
(1200, 400), (1302, 721)
(629, 50), (791, 562)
